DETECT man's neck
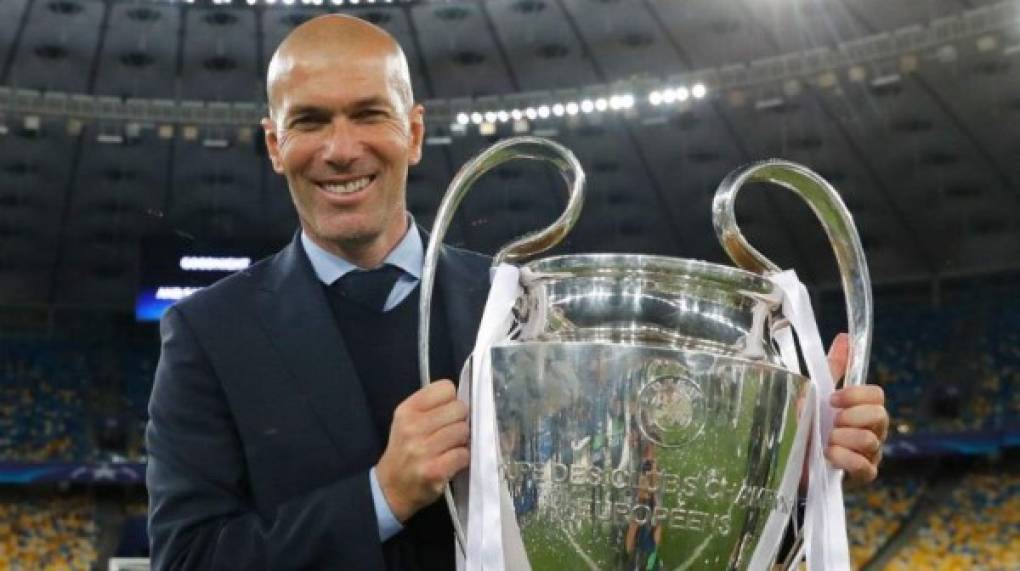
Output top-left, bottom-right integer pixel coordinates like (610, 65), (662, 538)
(306, 219), (410, 269)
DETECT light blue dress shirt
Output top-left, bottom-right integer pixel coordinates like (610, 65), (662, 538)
(300, 221), (423, 542)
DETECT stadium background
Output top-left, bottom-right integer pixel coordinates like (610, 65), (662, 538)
(0, 0), (1018, 568)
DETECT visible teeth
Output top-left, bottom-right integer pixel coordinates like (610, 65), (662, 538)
(322, 176), (371, 195)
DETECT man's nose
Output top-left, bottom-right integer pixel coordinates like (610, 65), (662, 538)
(320, 119), (361, 167)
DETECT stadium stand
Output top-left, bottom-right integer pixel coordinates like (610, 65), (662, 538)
(0, 343), (92, 462)
(844, 476), (924, 567)
(0, 489), (98, 570)
(885, 472), (1020, 571)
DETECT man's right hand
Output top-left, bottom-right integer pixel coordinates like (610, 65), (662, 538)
(376, 379), (470, 523)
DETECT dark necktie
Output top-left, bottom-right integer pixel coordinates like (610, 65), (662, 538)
(331, 264), (404, 312)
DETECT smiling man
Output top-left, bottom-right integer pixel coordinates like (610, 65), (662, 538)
(146, 14), (488, 570)
(263, 17), (422, 268)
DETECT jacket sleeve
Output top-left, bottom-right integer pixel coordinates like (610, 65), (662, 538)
(145, 306), (386, 570)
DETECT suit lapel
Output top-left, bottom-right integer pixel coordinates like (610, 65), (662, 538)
(252, 235), (381, 457)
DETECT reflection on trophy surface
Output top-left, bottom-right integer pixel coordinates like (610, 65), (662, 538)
(492, 268), (809, 570)
(420, 137), (871, 570)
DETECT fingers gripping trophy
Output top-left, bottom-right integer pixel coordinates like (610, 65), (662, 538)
(419, 137), (872, 571)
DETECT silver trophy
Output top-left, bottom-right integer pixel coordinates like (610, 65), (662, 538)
(420, 137), (872, 570)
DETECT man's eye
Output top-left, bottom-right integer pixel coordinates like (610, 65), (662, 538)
(290, 116), (322, 128)
(357, 109), (388, 120)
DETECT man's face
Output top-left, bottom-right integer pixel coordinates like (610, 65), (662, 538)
(263, 51), (423, 259)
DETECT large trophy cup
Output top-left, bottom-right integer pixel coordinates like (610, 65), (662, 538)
(420, 137), (872, 570)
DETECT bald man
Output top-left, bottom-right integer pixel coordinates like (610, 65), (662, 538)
(146, 15), (488, 570)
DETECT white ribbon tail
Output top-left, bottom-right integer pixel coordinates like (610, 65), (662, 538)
(770, 270), (851, 571)
(458, 264), (528, 571)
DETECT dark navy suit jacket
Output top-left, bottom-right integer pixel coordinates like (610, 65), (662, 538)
(145, 232), (490, 570)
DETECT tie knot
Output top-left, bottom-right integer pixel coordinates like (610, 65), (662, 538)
(331, 264), (404, 312)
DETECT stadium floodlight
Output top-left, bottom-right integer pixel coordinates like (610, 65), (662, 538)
(661, 89), (676, 104)
(594, 98), (608, 112)
(484, 111), (498, 123)
(552, 103), (565, 117)
(609, 94), (634, 110)
(246, 0), (257, 5)
(511, 109), (523, 121)
(496, 110), (509, 123)
(648, 90), (663, 106)
(537, 105), (551, 118)
(692, 83), (707, 99)
(675, 86), (690, 102)
(580, 99), (594, 113)
(525, 107), (538, 120)
(456, 113), (470, 125)
(565, 102), (579, 116)
(283, 0), (295, 5)
(471, 112), (483, 125)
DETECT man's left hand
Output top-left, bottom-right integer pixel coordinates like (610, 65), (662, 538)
(824, 333), (889, 485)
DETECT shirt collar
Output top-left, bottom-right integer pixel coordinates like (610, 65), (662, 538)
(300, 215), (423, 286)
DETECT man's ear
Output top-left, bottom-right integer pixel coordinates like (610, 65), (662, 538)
(407, 103), (425, 166)
(261, 117), (285, 174)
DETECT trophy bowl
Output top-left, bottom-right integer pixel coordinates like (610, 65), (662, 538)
(491, 254), (810, 570)
(419, 137), (872, 570)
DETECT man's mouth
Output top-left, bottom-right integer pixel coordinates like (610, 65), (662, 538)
(318, 175), (374, 195)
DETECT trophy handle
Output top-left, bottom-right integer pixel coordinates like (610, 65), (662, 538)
(711, 159), (872, 389)
(418, 136), (585, 553)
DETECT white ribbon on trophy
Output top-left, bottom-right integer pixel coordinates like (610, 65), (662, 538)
(456, 266), (850, 571)
(456, 263), (529, 571)
(770, 270), (851, 571)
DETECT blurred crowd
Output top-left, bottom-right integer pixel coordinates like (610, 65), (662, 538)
(886, 473), (1020, 570)
(0, 490), (97, 570)
(0, 341), (155, 462)
(844, 476), (923, 566)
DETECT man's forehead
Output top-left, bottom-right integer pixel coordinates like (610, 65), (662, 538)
(274, 49), (361, 83)
(270, 51), (400, 106)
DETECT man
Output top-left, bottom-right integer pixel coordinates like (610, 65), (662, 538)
(147, 14), (485, 570)
(147, 14), (888, 570)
